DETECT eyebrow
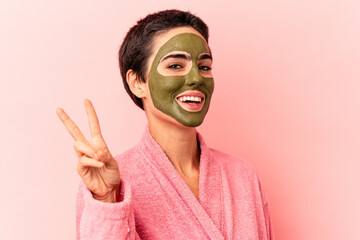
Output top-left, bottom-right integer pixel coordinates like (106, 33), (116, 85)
(161, 54), (191, 62)
(160, 53), (213, 62)
(199, 54), (212, 60)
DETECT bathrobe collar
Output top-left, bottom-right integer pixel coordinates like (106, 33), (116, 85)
(138, 126), (225, 239)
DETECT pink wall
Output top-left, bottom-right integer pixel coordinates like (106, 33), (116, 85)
(1, 0), (359, 239)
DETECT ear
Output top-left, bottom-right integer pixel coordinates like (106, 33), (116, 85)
(126, 69), (146, 98)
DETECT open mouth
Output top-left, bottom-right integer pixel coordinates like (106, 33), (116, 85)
(177, 96), (204, 104)
(175, 91), (205, 112)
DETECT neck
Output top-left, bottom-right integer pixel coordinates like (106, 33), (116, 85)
(148, 119), (200, 177)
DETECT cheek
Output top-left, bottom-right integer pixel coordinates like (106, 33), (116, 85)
(204, 78), (215, 94)
(152, 75), (186, 96)
(164, 77), (186, 92)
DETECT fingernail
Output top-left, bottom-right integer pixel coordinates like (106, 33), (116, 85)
(97, 162), (104, 167)
(95, 154), (99, 159)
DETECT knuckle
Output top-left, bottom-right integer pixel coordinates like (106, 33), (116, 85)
(70, 126), (78, 134)
(93, 135), (103, 142)
(98, 150), (107, 159)
(98, 150), (104, 157)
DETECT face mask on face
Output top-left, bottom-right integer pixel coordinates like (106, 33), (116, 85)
(148, 33), (215, 127)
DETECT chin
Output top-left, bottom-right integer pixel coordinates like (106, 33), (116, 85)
(150, 103), (208, 129)
(175, 117), (205, 128)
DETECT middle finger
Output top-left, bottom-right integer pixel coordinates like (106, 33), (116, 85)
(84, 99), (102, 138)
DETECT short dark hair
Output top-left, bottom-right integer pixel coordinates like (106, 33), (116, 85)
(118, 9), (209, 110)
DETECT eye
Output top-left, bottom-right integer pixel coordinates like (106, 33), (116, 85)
(168, 64), (183, 69)
(199, 65), (212, 71)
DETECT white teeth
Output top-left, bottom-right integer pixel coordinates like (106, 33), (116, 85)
(178, 96), (203, 103)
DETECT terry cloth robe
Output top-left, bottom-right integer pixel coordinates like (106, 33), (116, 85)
(76, 127), (275, 240)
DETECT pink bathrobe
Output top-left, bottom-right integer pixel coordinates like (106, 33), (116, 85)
(76, 127), (275, 239)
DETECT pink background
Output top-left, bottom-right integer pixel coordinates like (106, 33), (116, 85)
(1, 0), (359, 239)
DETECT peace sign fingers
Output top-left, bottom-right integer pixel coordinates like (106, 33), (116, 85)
(56, 107), (86, 142)
(56, 99), (121, 201)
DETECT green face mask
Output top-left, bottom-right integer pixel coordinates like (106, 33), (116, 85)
(148, 33), (214, 127)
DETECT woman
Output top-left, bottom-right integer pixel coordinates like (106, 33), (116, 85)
(56, 9), (274, 239)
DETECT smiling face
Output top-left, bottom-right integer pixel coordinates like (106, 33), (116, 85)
(145, 29), (214, 127)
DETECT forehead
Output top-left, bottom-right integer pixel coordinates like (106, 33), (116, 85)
(152, 26), (208, 49)
(156, 33), (210, 58)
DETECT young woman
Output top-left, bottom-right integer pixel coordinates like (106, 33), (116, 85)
(57, 9), (274, 240)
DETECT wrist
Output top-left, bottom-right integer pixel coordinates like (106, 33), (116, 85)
(92, 184), (120, 203)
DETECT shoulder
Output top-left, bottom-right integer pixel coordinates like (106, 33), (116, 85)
(210, 147), (257, 173)
(209, 147), (259, 181)
(209, 147), (270, 205)
(197, 131), (258, 179)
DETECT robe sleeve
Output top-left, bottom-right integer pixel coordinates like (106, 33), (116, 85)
(256, 173), (275, 240)
(263, 200), (275, 240)
(75, 179), (140, 240)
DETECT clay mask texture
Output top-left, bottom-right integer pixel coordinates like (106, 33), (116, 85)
(148, 33), (214, 127)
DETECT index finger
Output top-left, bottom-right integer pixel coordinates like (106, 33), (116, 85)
(84, 99), (102, 138)
(56, 108), (86, 142)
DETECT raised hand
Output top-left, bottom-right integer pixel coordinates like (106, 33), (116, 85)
(56, 99), (121, 203)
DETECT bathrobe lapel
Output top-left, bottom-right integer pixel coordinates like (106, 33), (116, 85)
(140, 127), (225, 240)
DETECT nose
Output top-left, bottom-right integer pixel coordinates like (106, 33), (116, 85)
(185, 67), (204, 87)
